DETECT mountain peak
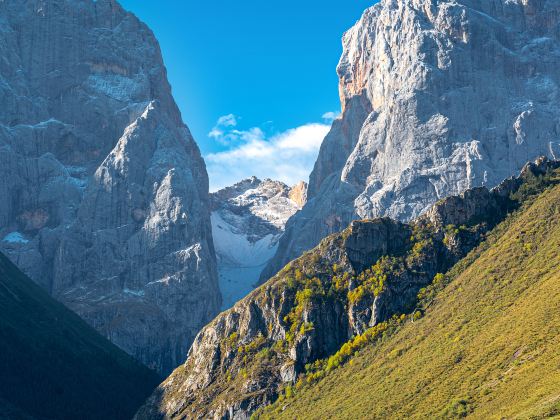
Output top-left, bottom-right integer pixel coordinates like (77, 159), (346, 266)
(289, 180), (308, 208)
(0, 0), (220, 375)
(210, 177), (306, 309)
(261, 0), (560, 283)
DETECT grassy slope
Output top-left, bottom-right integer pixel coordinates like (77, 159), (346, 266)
(262, 180), (560, 419)
(0, 253), (161, 420)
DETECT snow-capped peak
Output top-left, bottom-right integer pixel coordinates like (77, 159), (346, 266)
(210, 177), (307, 309)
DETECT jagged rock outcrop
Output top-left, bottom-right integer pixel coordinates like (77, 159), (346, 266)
(288, 181), (308, 208)
(210, 178), (307, 309)
(0, 0), (220, 374)
(262, 0), (560, 282)
(136, 156), (560, 419)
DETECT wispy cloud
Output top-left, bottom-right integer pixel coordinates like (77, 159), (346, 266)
(321, 111), (341, 123)
(205, 117), (332, 192)
(216, 113), (238, 127)
(208, 113), (240, 141)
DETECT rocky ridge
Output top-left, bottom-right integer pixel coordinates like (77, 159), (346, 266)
(210, 178), (307, 309)
(0, 0), (220, 374)
(136, 155), (560, 419)
(261, 162), (560, 419)
(262, 0), (560, 282)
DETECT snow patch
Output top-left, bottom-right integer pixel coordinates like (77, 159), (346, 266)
(212, 212), (280, 309)
(212, 212), (279, 266)
(86, 74), (141, 102)
(218, 264), (269, 310)
(123, 288), (145, 297)
(4, 118), (64, 131)
(2, 232), (28, 244)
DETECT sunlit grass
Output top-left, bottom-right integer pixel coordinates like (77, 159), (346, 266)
(261, 179), (560, 419)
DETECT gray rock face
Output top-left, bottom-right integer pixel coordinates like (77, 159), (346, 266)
(210, 178), (306, 309)
(0, 0), (220, 375)
(262, 0), (560, 282)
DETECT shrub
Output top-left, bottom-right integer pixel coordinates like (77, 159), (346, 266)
(238, 333), (266, 355)
(332, 272), (350, 292)
(348, 285), (365, 304)
(299, 322), (314, 335)
(285, 385), (294, 398)
(225, 332), (239, 348)
(301, 320), (393, 387)
(441, 397), (473, 418)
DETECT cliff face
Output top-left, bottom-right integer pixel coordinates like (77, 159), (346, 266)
(137, 153), (560, 419)
(210, 178), (306, 309)
(0, 0), (220, 375)
(262, 0), (560, 282)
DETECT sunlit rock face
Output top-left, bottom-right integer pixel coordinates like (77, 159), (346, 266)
(262, 0), (560, 282)
(0, 0), (220, 375)
(210, 177), (306, 309)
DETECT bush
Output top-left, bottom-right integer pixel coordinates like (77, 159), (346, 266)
(441, 397), (473, 418)
(300, 320), (393, 387)
(225, 332), (239, 348)
(348, 286), (365, 304)
(347, 257), (402, 305)
(299, 322), (314, 335)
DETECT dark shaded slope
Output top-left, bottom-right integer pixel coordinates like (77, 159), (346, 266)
(0, 253), (160, 420)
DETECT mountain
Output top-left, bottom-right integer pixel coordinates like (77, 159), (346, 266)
(260, 164), (560, 419)
(0, 0), (220, 375)
(210, 178), (307, 309)
(135, 156), (560, 419)
(261, 0), (560, 283)
(0, 250), (160, 420)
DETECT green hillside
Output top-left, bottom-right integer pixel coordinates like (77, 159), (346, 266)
(260, 174), (560, 418)
(0, 253), (160, 420)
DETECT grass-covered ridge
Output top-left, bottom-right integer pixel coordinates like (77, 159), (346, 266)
(259, 169), (560, 418)
(137, 159), (560, 420)
(0, 252), (160, 420)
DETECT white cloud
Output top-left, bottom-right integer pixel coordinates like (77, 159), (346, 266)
(208, 114), (239, 140)
(205, 120), (331, 192)
(322, 111), (341, 123)
(208, 128), (223, 139)
(217, 113), (238, 127)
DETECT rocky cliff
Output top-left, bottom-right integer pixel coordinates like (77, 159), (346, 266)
(261, 0), (560, 282)
(0, 0), (220, 375)
(210, 178), (306, 309)
(136, 154), (560, 418)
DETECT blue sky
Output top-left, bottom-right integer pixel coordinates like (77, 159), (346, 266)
(119, 0), (375, 190)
